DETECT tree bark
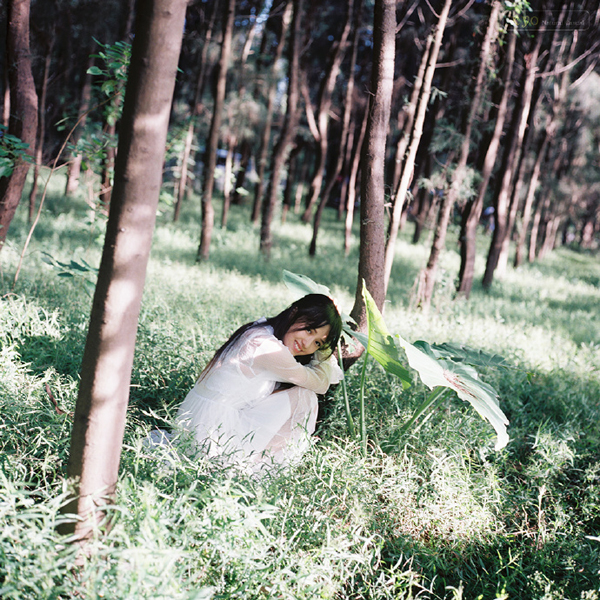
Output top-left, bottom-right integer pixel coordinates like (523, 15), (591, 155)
(251, 0), (292, 224)
(309, 0), (360, 255)
(259, 0), (303, 257)
(456, 26), (516, 297)
(301, 0), (353, 225)
(348, 0), (395, 339)
(383, 0), (452, 293)
(197, 0), (235, 261)
(28, 32), (53, 221)
(65, 54), (94, 196)
(482, 22), (544, 289)
(415, 0), (499, 310)
(173, 0), (220, 222)
(344, 106), (368, 256)
(61, 0), (187, 541)
(0, 0), (38, 250)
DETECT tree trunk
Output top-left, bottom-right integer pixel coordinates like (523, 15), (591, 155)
(383, 0), (452, 293)
(251, 1), (292, 224)
(514, 19), (576, 267)
(61, 0), (187, 541)
(301, 0), (353, 225)
(415, 0), (499, 310)
(173, 0), (220, 221)
(309, 0), (360, 255)
(259, 0), (302, 257)
(344, 107), (368, 256)
(348, 0), (395, 340)
(197, 0), (236, 261)
(27, 35), (53, 222)
(0, 0), (38, 250)
(65, 54), (94, 196)
(482, 22), (544, 288)
(456, 27), (516, 297)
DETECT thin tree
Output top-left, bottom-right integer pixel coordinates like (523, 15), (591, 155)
(28, 30), (54, 221)
(173, 0), (220, 222)
(482, 19), (545, 289)
(348, 0), (395, 336)
(301, 0), (353, 224)
(383, 0), (452, 292)
(415, 0), (499, 310)
(60, 0), (188, 540)
(0, 0), (38, 250)
(344, 104), (368, 256)
(197, 0), (236, 261)
(456, 26), (516, 298)
(65, 54), (94, 196)
(309, 0), (362, 256)
(259, 0), (303, 257)
(251, 0), (292, 224)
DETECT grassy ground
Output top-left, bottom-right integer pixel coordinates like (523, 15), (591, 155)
(1, 171), (599, 599)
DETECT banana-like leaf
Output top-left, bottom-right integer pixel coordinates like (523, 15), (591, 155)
(413, 340), (510, 370)
(357, 285), (412, 389)
(397, 334), (509, 450)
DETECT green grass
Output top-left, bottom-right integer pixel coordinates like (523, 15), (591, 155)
(1, 170), (599, 599)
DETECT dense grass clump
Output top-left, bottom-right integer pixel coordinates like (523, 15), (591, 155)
(1, 172), (599, 598)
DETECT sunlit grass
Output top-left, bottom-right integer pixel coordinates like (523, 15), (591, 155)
(1, 171), (599, 598)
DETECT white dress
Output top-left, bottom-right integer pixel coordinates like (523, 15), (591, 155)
(176, 323), (343, 467)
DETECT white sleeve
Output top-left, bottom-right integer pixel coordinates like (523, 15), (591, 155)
(248, 335), (343, 395)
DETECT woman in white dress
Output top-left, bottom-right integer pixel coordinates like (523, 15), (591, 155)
(176, 294), (343, 467)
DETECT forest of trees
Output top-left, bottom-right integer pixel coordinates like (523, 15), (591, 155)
(2, 0), (599, 304)
(1, 0), (599, 549)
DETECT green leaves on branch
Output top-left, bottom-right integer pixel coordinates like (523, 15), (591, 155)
(88, 40), (131, 126)
(0, 125), (33, 178)
(41, 253), (98, 297)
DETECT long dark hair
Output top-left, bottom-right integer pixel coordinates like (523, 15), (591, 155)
(199, 294), (342, 378)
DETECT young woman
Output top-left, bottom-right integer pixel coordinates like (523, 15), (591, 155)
(176, 294), (343, 468)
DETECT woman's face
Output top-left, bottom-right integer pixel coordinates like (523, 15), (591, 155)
(283, 322), (331, 356)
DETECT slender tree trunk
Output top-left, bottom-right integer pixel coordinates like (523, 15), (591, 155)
(259, 0), (302, 257)
(390, 34), (432, 200)
(415, 0), (499, 310)
(197, 0), (236, 261)
(456, 27), (516, 297)
(383, 0), (452, 292)
(252, 1), (292, 224)
(0, 0), (38, 250)
(60, 0), (187, 541)
(344, 107), (368, 256)
(514, 20), (575, 267)
(173, 0), (220, 221)
(28, 35), (53, 222)
(65, 54), (94, 196)
(282, 140), (301, 222)
(301, 0), (353, 225)
(349, 0), (395, 338)
(482, 22), (544, 288)
(309, 0), (360, 255)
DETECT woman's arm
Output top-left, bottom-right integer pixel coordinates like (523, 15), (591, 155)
(249, 335), (343, 394)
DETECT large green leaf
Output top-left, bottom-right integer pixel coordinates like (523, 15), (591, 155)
(357, 285), (412, 389)
(397, 334), (509, 450)
(413, 340), (510, 370)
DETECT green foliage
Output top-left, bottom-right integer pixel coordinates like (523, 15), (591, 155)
(0, 125), (33, 179)
(88, 40), (131, 126)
